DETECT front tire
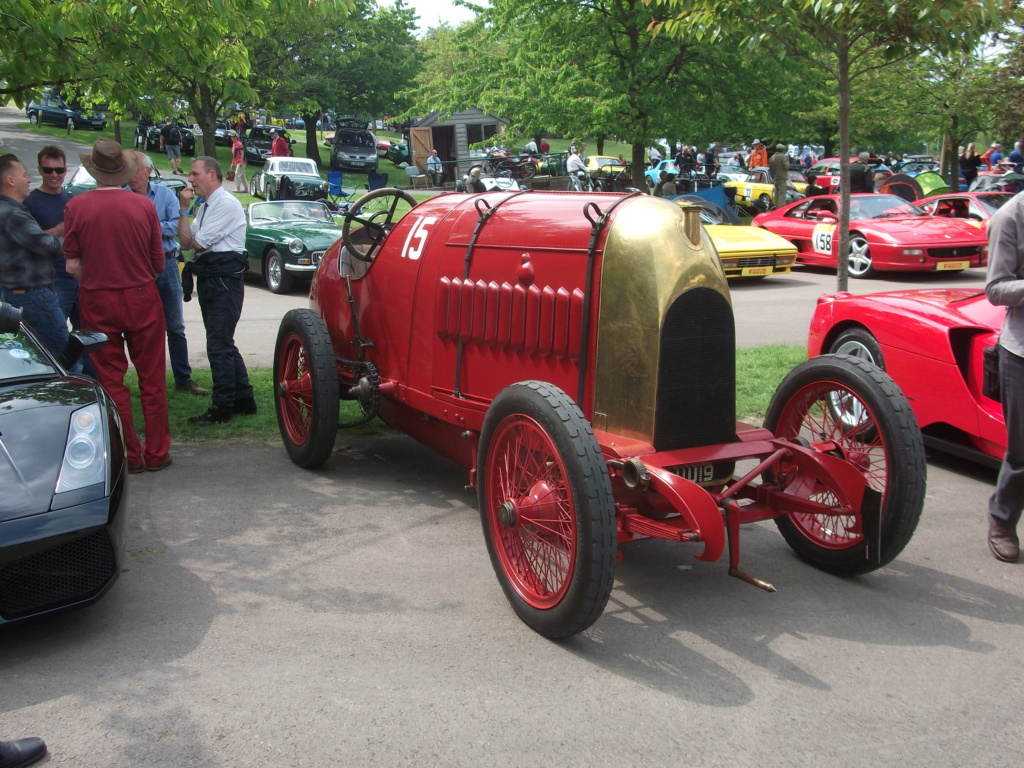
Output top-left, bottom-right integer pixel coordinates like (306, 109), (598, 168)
(848, 234), (874, 278)
(478, 381), (616, 639)
(829, 327), (885, 370)
(274, 309), (340, 468)
(28, 111), (39, 126)
(264, 248), (294, 294)
(764, 356), (925, 575)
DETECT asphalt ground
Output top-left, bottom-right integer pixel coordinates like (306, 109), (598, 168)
(1, 108), (1021, 767)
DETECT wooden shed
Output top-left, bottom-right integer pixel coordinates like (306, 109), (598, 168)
(410, 108), (510, 184)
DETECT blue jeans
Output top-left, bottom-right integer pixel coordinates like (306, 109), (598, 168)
(0, 286), (69, 359)
(156, 255), (192, 385)
(991, 346), (1024, 527)
(197, 273), (252, 408)
(54, 272), (81, 329)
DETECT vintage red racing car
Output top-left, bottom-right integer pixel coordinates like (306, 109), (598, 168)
(274, 187), (927, 638)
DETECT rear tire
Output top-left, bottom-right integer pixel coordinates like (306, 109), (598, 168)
(249, 174), (260, 198)
(28, 111), (39, 126)
(764, 356), (925, 575)
(274, 309), (339, 468)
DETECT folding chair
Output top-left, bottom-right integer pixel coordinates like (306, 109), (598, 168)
(327, 170), (359, 212)
(405, 164), (430, 189)
(358, 171), (394, 213)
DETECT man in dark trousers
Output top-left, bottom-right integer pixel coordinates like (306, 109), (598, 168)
(64, 139), (171, 473)
(984, 188), (1024, 561)
(769, 143), (790, 208)
(848, 151), (874, 194)
(0, 153), (68, 357)
(159, 117), (184, 174)
(177, 156), (256, 425)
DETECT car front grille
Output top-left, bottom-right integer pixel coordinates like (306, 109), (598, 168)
(311, 250), (325, 264)
(930, 246), (982, 259)
(735, 256), (776, 268)
(0, 529), (116, 620)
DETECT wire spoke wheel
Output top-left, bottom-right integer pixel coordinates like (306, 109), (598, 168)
(274, 309), (339, 468)
(479, 381), (615, 638)
(765, 356), (925, 574)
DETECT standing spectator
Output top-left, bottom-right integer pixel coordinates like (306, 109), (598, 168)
(726, 153), (742, 168)
(848, 151), (874, 193)
(230, 131), (247, 193)
(177, 157), (256, 426)
(159, 117), (184, 175)
(803, 152), (814, 169)
(704, 147), (719, 177)
(23, 146), (77, 326)
(127, 151), (208, 398)
(464, 167), (486, 193)
(1009, 140), (1024, 175)
(961, 142), (982, 189)
(63, 140), (171, 473)
(233, 112), (250, 140)
(270, 128), (290, 157)
(648, 144), (663, 166)
(426, 149), (443, 187)
(566, 147), (587, 176)
(0, 154), (68, 356)
(990, 142), (1004, 169)
(539, 137), (550, 154)
(769, 143), (790, 208)
(524, 137), (538, 155)
(982, 189), (1024, 562)
(747, 139), (769, 169)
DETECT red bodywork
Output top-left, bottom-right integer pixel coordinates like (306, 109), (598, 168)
(809, 288), (1006, 463)
(916, 191), (1015, 236)
(752, 194), (988, 274)
(808, 157), (893, 193)
(310, 192), (872, 564)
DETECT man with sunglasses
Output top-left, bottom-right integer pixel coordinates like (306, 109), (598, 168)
(24, 146), (78, 328)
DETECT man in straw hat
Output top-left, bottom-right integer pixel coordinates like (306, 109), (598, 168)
(64, 139), (172, 473)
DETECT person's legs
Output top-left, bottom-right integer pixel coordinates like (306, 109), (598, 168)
(155, 255), (192, 386)
(222, 275), (253, 403)
(989, 347), (1024, 560)
(198, 276), (237, 410)
(79, 289), (141, 467)
(774, 181), (788, 209)
(0, 286), (69, 359)
(121, 283), (171, 466)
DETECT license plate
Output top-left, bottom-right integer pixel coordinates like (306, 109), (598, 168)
(741, 266), (770, 277)
(936, 260), (970, 271)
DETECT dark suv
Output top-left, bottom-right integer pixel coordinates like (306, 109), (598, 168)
(27, 93), (107, 130)
(329, 127), (378, 174)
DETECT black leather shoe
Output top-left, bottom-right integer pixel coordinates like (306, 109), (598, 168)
(188, 405), (233, 426)
(989, 518), (1020, 563)
(233, 397), (257, 415)
(0, 737), (47, 768)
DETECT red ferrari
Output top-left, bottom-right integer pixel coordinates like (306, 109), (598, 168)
(916, 191), (1015, 235)
(752, 194), (988, 278)
(808, 288), (1005, 466)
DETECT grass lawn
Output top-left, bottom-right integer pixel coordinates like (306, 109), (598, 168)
(124, 345), (806, 445)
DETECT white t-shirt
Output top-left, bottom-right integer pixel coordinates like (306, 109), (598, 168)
(566, 153), (587, 174)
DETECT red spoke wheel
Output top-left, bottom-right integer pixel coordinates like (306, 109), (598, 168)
(478, 381), (616, 639)
(274, 309), (339, 468)
(765, 356), (925, 575)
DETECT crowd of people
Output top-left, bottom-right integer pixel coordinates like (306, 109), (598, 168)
(0, 139), (257, 474)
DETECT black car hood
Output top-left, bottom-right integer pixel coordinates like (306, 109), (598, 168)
(0, 379), (99, 520)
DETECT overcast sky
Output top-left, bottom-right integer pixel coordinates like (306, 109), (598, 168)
(402, 0), (479, 33)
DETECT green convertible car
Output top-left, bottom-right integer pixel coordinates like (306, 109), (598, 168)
(249, 157), (328, 201)
(244, 200), (343, 294)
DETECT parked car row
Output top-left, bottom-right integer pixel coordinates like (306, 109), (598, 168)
(26, 93), (106, 130)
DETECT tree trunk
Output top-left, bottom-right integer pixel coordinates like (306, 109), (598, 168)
(113, 118), (122, 147)
(836, 34), (851, 293)
(303, 113), (324, 167)
(631, 142), (647, 190)
(196, 82), (219, 158)
(943, 113), (959, 189)
(596, 135), (605, 155)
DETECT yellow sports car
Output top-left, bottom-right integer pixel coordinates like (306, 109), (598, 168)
(723, 167), (808, 208)
(676, 201), (797, 278)
(585, 155), (628, 173)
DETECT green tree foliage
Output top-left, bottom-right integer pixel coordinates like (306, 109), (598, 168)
(653, 0), (1010, 289)
(247, 0), (420, 165)
(409, 0), (825, 188)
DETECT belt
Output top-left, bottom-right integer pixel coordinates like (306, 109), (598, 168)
(3, 284), (53, 294)
(165, 250), (181, 258)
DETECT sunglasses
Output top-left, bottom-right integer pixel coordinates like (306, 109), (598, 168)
(41, 167), (67, 174)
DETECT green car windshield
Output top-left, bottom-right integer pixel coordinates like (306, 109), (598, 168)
(249, 201), (334, 224)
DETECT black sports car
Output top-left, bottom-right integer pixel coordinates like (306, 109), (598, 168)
(0, 302), (128, 625)
(136, 119), (197, 157)
(242, 124), (294, 165)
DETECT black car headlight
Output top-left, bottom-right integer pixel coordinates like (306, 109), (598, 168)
(56, 403), (107, 493)
(288, 238), (304, 255)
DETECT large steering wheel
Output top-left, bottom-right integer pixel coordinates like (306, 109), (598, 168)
(342, 187), (418, 263)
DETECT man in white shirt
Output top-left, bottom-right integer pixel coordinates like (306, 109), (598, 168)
(524, 138), (538, 155)
(649, 145), (663, 165)
(177, 156), (255, 426)
(426, 149), (443, 187)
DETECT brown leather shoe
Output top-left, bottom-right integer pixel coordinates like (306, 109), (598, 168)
(989, 518), (1020, 563)
(175, 379), (210, 397)
(146, 455), (173, 472)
